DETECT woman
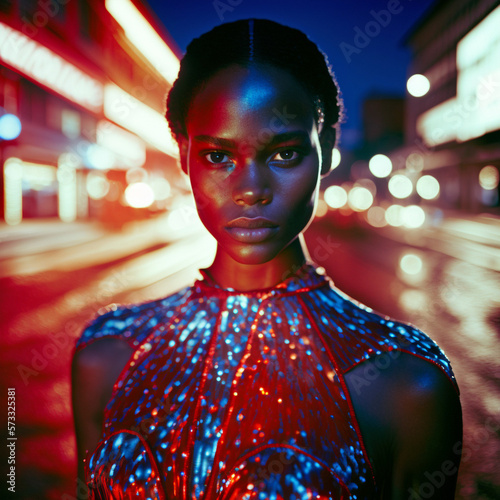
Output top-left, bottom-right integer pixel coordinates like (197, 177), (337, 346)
(72, 19), (462, 499)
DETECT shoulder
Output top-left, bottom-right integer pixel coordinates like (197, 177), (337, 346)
(345, 352), (462, 496)
(346, 350), (460, 427)
(315, 282), (457, 388)
(74, 285), (194, 352)
(72, 335), (136, 483)
(72, 334), (135, 415)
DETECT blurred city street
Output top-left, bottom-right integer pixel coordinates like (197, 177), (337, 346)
(1, 213), (499, 499)
(2, 0), (500, 498)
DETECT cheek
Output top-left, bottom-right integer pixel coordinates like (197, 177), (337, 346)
(281, 165), (320, 215)
(190, 172), (227, 222)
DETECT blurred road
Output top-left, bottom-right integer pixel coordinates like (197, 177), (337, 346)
(306, 217), (500, 500)
(1, 213), (499, 499)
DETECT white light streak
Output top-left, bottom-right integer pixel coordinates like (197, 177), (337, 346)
(0, 22), (103, 112)
(104, 83), (178, 157)
(97, 120), (146, 168)
(3, 158), (23, 225)
(105, 0), (180, 84)
(57, 158), (77, 222)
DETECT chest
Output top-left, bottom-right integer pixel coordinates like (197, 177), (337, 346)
(96, 299), (375, 498)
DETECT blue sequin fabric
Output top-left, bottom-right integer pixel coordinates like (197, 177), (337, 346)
(77, 263), (457, 499)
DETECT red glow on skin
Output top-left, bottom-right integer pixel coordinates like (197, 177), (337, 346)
(182, 63), (330, 291)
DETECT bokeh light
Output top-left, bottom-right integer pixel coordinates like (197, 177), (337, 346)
(0, 113), (22, 140)
(315, 199), (328, 217)
(151, 178), (171, 201)
(388, 174), (413, 199)
(126, 167), (148, 184)
(479, 165), (499, 190)
(407, 74), (430, 97)
(347, 186), (373, 212)
(399, 253), (423, 275)
(86, 144), (115, 170)
(86, 171), (110, 200)
(385, 204), (403, 226)
(416, 175), (440, 200)
(124, 182), (155, 208)
(324, 185), (347, 209)
(406, 153), (424, 172)
(366, 206), (387, 228)
(401, 205), (426, 228)
(399, 289), (428, 312)
(356, 178), (377, 196)
(369, 154), (392, 178)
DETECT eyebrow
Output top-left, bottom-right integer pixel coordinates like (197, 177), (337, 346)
(193, 131), (311, 149)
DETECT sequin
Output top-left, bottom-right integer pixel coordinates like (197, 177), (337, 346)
(76, 263), (457, 499)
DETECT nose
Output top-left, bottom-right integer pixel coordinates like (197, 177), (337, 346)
(232, 161), (272, 206)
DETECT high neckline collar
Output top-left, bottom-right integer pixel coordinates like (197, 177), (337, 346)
(194, 261), (330, 297)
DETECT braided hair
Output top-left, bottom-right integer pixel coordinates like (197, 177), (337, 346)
(166, 18), (343, 145)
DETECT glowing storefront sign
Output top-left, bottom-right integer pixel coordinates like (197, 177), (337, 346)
(105, 0), (180, 84)
(104, 83), (178, 157)
(417, 5), (500, 145)
(0, 22), (103, 112)
(3, 158), (58, 225)
(97, 120), (146, 168)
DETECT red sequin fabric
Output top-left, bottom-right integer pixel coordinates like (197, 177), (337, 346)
(76, 263), (457, 499)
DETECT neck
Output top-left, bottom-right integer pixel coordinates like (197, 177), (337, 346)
(205, 236), (310, 291)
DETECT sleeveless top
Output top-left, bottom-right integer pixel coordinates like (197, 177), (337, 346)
(75, 263), (458, 500)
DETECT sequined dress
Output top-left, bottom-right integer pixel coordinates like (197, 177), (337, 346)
(76, 263), (457, 500)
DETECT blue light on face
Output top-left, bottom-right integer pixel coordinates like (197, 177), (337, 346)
(0, 114), (22, 140)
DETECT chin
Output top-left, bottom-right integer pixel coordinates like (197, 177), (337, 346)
(227, 244), (281, 266)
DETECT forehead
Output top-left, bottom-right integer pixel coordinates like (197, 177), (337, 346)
(186, 63), (315, 136)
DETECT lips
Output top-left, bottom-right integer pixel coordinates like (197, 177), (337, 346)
(225, 217), (279, 243)
(226, 217), (278, 229)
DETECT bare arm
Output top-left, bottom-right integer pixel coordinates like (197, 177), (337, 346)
(346, 352), (462, 499)
(71, 338), (133, 499)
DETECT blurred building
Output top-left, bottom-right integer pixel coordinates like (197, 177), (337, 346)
(362, 94), (404, 157)
(0, 0), (184, 226)
(320, 1), (500, 230)
(401, 0), (500, 214)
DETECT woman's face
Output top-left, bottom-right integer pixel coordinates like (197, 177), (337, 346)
(183, 63), (326, 265)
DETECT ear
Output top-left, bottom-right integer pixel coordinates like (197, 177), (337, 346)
(319, 126), (337, 177)
(178, 134), (189, 175)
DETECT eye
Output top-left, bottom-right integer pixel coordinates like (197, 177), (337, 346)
(206, 152), (231, 164)
(271, 150), (300, 162)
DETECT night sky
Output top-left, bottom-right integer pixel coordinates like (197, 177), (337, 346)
(146, 0), (436, 150)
